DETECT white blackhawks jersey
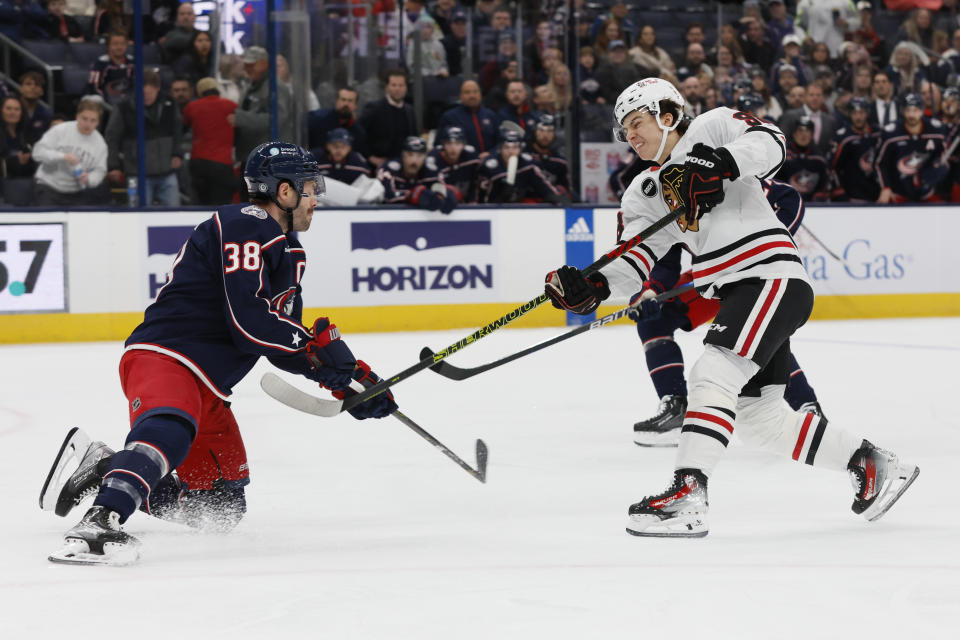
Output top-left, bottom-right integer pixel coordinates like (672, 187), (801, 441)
(602, 107), (810, 299)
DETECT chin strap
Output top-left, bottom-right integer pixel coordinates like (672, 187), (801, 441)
(270, 185), (304, 232)
(653, 112), (680, 163)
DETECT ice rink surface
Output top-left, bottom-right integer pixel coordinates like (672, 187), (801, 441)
(2, 317), (958, 638)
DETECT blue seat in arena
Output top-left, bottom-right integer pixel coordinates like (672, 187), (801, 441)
(23, 39), (70, 66)
(69, 42), (105, 67)
(61, 65), (90, 96)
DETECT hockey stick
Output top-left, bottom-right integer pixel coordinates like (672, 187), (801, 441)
(313, 206), (689, 416)
(260, 372), (488, 482)
(419, 284), (694, 381)
(800, 223), (853, 269)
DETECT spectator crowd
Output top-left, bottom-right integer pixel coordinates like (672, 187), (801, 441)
(5, 0), (960, 209)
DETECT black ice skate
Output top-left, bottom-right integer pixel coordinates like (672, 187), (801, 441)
(847, 440), (919, 522)
(633, 395), (687, 447)
(39, 427), (114, 517)
(626, 468), (709, 538)
(48, 506), (140, 566)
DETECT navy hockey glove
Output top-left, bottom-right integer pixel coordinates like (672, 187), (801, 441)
(410, 184), (444, 211)
(544, 266), (610, 315)
(305, 317), (357, 391)
(681, 142), (739, 224)
(332, 360), (398, 420)
(628, 288), (663, 322)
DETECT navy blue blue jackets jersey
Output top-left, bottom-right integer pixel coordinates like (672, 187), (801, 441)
(528, 144), (571, 194)
(476, 150), (562, 203)
(125, 203), (324, 398)
(86, 54), (135, 103)
(376, 157), (442, 203)
(831, 124), (881, 201)
(775, 142), (829, 201)
(875, 117), (949, 201)
(426, 146), (480, 203)
(436, 105), (499, 153)
(313, 149), (371, 185)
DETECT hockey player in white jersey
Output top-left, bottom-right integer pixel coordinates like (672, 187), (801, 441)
(543, 77), (919, 537)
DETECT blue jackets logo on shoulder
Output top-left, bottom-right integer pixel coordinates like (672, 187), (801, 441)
(241, 205), (268, 219)
(351, 221), (491, 251)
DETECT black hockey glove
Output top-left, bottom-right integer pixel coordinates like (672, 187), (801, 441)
(681, 142), (740, 224)
(332, 360), (398, 420)
(305, 317), (357, 391)
(544, 265), (610, 315)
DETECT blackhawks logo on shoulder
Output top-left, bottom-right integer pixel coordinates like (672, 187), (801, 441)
(659, 165), (698, 232)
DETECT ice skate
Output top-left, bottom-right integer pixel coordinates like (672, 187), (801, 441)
(39, 427), (114, 517)
(633, 395), (687, 447)
(48, 506), (140, 566)
(626, 468), (709, 537)
(847, 440), (919, 522)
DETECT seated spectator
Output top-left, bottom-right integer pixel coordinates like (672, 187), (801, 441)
(525, 20), (555, 80)
(436, 79), (499, 154)
(831, 96), (881, 203)
(18, 70), (52, 144)
(593, 18), (622, 61)
(776, 116), (829, 201)
(378, 136), (458, 213)
(766, 0), (799, 48)
(406, 14), (448, 79)
(92, 0), (129, 41)
(480, 28), (518, 93)
(670, 21), (706, 66)
(430, 0), (456, 37)
(182, 77), (236, 205)
(474, 4), (512, 66)
(359, 68), (416, 168)
(36, 0), (84, 42)
(597, 40), (654, 104)
(779, 83), (836, 155)
(676, 42), (714, 84)
(815, 66), (839, 112)
(836, 42), (873, 92)
(532, 84), (556, 115)
(0, 0), (46, 42)
(483, 60), (520, 113)
(535, 46), (562, 86)
(853, 1), (885, 63)
(158, 1), (196, 62)
(313, 128), (370, 185)
(169, 75), (194, 112)
(173, 30), (215, 86)
(680, 76), (705, 118)
(714, 44), (749, 105)
(308, 86), (366, 156)
(590, 1), (636, 45)
(442, 8), (468, 76)
(85, 30), (134, 105)
(32, 98), (109, 205)
(0, 95), (36, 178)
(546, 62), (574, 113)
(629, 25), (675, 77)
(578, 46), (603, 104)
(104, 69), (182, 206)
(809, 41), (838, 73)
(847, 64), (875, 102)
(276, 54), (319, 111)
(886, 42), (930, 97)
(741, 17), (776, 72)
(896, 7), (936, 53)
(749, 69), (783, 122)
(527, 113), (571, 196)
(496, 79), (536, 141)
(773, 64), (801, 109)
(476, 128), (567, 204)
(427, 125), (480, 203)
(770, 34), (811, 96)
(876, 93), (948, 203)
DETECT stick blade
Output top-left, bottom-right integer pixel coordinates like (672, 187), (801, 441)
(260, 373), (344, 418)
(419, 346), (445, 372)
(475, 439), (488, 483)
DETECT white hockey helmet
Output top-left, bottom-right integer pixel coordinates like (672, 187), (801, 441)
(613, 78), (685, 160)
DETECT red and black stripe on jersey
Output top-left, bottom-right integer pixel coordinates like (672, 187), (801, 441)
(690, 227), (801, 288)
(619, 242), (658, 281)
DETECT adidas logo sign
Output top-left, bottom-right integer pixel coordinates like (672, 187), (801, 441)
(565, 216), (594, 242)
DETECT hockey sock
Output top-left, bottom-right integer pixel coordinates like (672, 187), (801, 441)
(94, 415), (195, 523)
(736, 385), (860, 471)
(141, 473), (184, 520)
(639, 334), (687, 398)
(783, 353), (818, 410)
(676, 345), (758, 476)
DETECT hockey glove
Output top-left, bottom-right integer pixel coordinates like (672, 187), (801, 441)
(681, 142), (739, 224)
(305, 317), (357, 391)
(628, 288), (663, 322)
(409, 184), (445, 211)
(332, 360), (398, 420)
(544, 265), (610, 315)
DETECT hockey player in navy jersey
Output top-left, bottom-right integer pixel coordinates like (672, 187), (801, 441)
(41, 142), (398, 565)
(543, 77), (918, 537)
(630, 178), (822, 447)
(427, 125), (481, 204)
(876, 93), (949, 203)
(776, 116), (830, 201)
(527, 114), (572, 195)
(312, 127), (372, 185)
(830, 97), (881, 202)
(476, 128), (569, 204)
(378, 136), (459, 213)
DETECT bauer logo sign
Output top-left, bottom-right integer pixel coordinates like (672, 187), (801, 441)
(349, 220), (494, 296)
(0, 223), (66, 313)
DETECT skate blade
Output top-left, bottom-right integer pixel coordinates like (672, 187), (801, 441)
(48, 539), (139, 566)
(626, 515), (708, 538)
(864, 465), (920, 523)
(632, 427), (681, 448)
(39, 427), (90, 512)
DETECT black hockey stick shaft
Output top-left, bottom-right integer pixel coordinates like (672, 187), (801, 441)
(420, 284), (694, 381)
(392, 410), (488, 483)
(800, 223), (850, 267)
(340, 206), (688, 412)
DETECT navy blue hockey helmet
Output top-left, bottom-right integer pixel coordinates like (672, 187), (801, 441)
(536, 113), (556, 129)
(438, 125), (466, 143)
(402, 136), (428, 153)
(736, 92), (764, 113)
(902, 93), (924, 110)
(795, 115), (815, 131)
(326, 127), (353, 145)
(848, 96), (870, 112)
(244, 141), (324, 201)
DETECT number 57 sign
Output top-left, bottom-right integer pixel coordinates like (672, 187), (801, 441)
(0, 224), (66, 313)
